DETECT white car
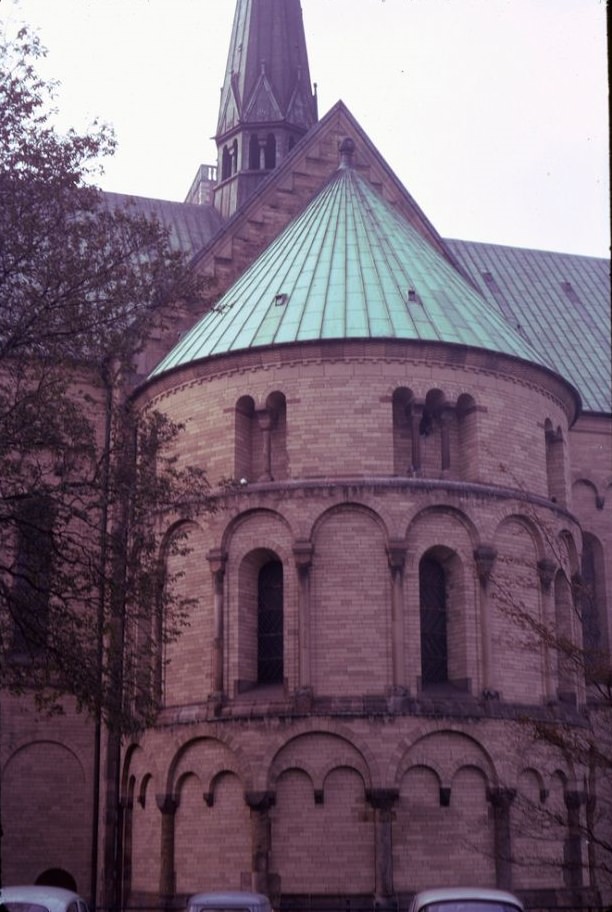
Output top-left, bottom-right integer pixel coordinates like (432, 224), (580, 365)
(187, 892), (272, 912)
(408, 887), (524, 912)
(0, 886), (89, 912)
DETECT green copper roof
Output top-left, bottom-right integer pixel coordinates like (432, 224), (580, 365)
(448, 239), (611, 413)
(151, 158), (554, 378)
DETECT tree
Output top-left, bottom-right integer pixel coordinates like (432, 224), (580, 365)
(0, 23), (212, 733)
(487, 503), (612, 899)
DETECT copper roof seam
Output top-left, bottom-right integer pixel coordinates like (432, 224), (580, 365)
(319, 176), (345, 339)
(221, 183), (331, 350)
(290, 182), (338, 341)
(345, 172), (372, 336)
(261, 179), (330, 345)
(350, 171), (404, 338)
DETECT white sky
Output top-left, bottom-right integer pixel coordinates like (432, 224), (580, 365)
(2, 0), (610, 257)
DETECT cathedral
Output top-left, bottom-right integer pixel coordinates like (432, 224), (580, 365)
(1, 1), (610, 910)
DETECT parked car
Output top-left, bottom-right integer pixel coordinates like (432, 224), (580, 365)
(408, 888), (524, 912)
(186, 892), (272, 912)
(0, 885), (89, 912)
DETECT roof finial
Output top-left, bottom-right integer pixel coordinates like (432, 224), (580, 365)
(339, 137), (356, 169)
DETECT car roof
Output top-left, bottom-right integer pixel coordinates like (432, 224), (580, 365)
(188, 893), (270, 908)
(0, 886), (86, 912)
(412, 888), (523, 909)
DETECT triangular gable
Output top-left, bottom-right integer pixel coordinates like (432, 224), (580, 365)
(195, 101), (475, 296)
(286, 79), (317, 129)
(244, 70), (284, 122)
(217, 77), (241, 137)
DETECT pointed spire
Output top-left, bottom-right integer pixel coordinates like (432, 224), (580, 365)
(214, 0), (318, 218)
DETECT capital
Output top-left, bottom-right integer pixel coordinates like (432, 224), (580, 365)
(537, 558), (557, 592)
(207, 548), (227, 577)
(387, 540), (407, 573)
(474, 545), (497, 585)
(245, 790), (276, 812)
(156, 793), (178, 815)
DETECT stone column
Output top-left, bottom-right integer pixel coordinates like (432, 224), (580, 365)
(487, 787), (516, 890)
(156, 794), (178, 903)
(387, 541), (407, 692)
(564, 790), (585, 889)
(207, 549), (227, 701)
(537, 558), (557, 701)
(256, 408), (273, 481)
(474, 545), (497, 696)
(246, 791), (275, 895)
(258, 137), (267, 171)
(293, 540), (314, 693)
(367, 789), (399, 902)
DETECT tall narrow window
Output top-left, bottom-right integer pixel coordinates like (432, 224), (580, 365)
(249, 133), (260, 170)
(581, 533), (609, 682)
(265, 133), (276, 169)
(221, 145), (231, 181)
(11, 495), (55, 655)
(419, 555), (448, 685)
(544, 419), (566, 505)
(257, 560), (283, 684)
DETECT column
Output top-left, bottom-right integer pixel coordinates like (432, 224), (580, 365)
(245, 791), (275, 895)
(293, 540), (314, 696)
(367, 789), (399, 903)
(258, 137), (267, 171)
(256, 408), (273, 481)
(564, 790), (585, 889)
(207, 548), (227, 702)
(487, 787), (516, 889)
(537, 557), (557, 701)
(387, 540), (407, 693)
(156, 793), (178, 903)
(474, 545), (497, 697)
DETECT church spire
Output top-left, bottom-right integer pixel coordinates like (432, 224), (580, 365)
(214, 0), (318, 218)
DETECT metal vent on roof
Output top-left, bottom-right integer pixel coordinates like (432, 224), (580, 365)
(274, 293), (288, 306)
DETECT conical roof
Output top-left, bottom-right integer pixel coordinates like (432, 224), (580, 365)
(151, 150), (553, 378)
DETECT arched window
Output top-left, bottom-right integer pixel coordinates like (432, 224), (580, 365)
(257, 559), (284, 684)
(265, 133), (277, 169)
(581, 532), (609, 682)
(392, 387), (416, 475)
(235, 395), (255, 482)
(420, 388), (447, 476)
(457, 393), (478, 481)
(419, 555), (448, 686)
(10, 495), (54, 656)
(221, 145), (231, 181)
(544, 419), (566, 505)
(267, 390), (288, 481)
(554, 571), (576, 701)
(249, 133), (260, 170)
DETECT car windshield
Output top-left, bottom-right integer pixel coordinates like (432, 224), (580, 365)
(0, 904), (50, 912)
(190, 907), (251, 912)
(423, 903), (520, 912)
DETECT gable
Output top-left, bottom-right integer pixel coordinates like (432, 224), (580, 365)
(194, 102), (472, 299)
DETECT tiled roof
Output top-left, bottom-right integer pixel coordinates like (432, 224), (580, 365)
(447, 240), (611, 413)
(151, 163), (551, 379)
(103, 191), (224, 258)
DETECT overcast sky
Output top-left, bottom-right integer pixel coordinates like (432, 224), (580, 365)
(3, 0), (610, 257)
